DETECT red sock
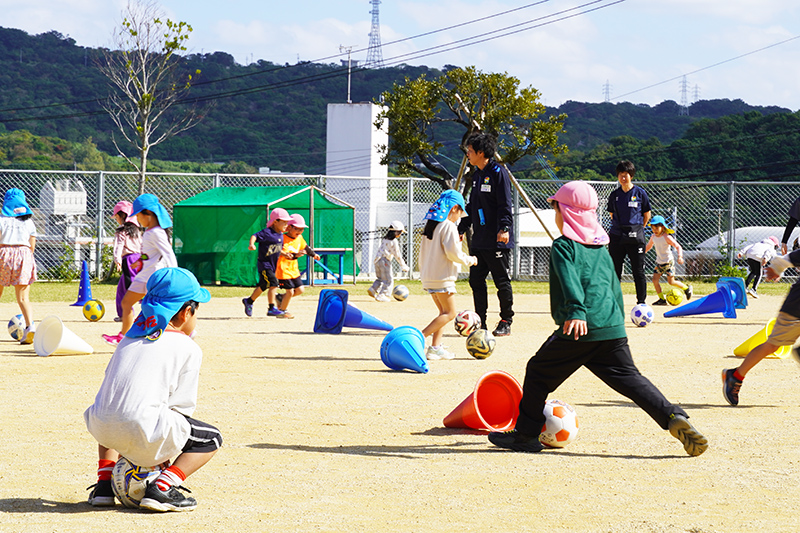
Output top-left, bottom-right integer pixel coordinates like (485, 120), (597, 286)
(733, 369), (745, 381)
(155, 465), (186, 491)
(97, 459), (115, 482)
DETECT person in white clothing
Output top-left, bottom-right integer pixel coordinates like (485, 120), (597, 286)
(103, 194), (178, 346)
(85, 267), (220, 512)
(644, 215), (692, 306)
(419, 190), (477, 360)
(368, 220), (409, 302)
(737, 236), (779, 299)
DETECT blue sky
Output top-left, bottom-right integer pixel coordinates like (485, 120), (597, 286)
(2, 0), (800, 110)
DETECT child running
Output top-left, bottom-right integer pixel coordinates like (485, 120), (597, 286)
(737, 236), (779, 299)
(85, 267), (221, 512)
(275, 213), (319, 319)
(0, 188), (38, 344)
(644, 215), (693, 305)
(368, 221), (409, 302)
(419, 190), (477, 361)
(103, 194), (177, 346)
(242, 207), (291, 317)
(111, 200), (143, 322)
(488, 181), (708, 456)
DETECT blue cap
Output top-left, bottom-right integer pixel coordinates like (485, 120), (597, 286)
(424, 190), (466, 222)
(132, 193), (173, 229)
(126, 267), (211, 341)
(2, 188), (32, 217)
(648, 215), (674, 234)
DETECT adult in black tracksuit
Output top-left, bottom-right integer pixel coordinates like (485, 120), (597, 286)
(458, 132), (514, 336)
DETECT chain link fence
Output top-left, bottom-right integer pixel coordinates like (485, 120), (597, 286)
(1, 169), (796, 285)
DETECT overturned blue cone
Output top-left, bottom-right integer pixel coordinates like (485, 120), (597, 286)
(664, 286), (737, 319)
(717, 277), (748, 309)
(71, 260), (93, 307)
(380, 326), (428, 373)
(313, 289), (393, 334)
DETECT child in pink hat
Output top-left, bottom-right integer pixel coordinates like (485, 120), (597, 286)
(242, 207), (291, 317)
(488, 181), (708, 457)
(275, 213), (320, 318)
(111, 200), (143, 322)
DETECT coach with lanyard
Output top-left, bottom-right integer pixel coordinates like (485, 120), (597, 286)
(607, 160), (651, 305)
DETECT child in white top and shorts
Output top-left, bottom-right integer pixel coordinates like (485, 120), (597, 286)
(369, 221), (409, 302)
(644, 215), (692, 306)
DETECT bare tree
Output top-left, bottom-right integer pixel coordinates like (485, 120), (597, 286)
(98, 0), (207, 194)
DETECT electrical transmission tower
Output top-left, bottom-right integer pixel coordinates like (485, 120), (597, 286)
(602, 80), (612, 102)
(365, 0), (385, 68)
(679, 75), (689, 116)
(692, 84), (701, 103)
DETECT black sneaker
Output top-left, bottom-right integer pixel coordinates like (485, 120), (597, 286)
(722, 368), (742, 406)
(492, 320), (511, 337)
(488, 429), (544, 452)
(87, 479), (115, 507)
(684, 285), (693, 300)
(652, 298), (668, 306)
(139, 483), (197, 512)
(242, 298), (253, 317)
(668, 414), (708, 457)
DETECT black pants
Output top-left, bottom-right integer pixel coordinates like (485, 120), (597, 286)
(608, 237), (647, 304)
(514, 335), (687, 435)
(745, 258), (762, 291)
(469, 248), (514, 327)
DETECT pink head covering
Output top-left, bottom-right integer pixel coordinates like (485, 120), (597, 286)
(289, 214), (308, 228)
(548, 181), (609, 246)
(268, 207), (291, 227)
(112, 200), (139, 225)
(767, 235), (779, 247)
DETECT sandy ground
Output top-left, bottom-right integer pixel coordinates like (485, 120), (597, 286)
(1, 287), (800, 533)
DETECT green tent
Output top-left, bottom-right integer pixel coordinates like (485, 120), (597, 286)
(173, 186), (355, 286)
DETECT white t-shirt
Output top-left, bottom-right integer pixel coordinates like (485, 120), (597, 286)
(419, 219), (473, 290)
(0, 216), (37, 246)
(374, 238), (408, 269)
(130, 226), (177, 292)
(651, 234), (674, 264)
(84, 331), (202, 467)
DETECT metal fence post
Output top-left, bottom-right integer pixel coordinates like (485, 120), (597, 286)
(213, 173), (220, 189)
(728, 181), (736, 267)
(407, 177), (414, 277)
(95, 171), (105, 278)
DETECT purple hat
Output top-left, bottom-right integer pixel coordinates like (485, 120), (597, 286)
(548, 181), (609, 246)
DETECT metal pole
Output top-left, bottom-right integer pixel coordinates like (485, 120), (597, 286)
(728, 181), (736, 267)
(95, 171), (105, 278)
(407, 177), (413, 278)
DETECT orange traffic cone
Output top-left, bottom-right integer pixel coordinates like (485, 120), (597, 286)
(443, 371), (523, 431)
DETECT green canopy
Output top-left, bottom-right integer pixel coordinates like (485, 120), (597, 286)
(174, 186), (355, 286)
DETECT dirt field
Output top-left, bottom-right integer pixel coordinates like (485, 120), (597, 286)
(2, 286), (800, 533)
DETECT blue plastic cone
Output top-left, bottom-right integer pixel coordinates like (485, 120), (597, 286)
(70, 260), (93, 307)
(380, 326), (428, 373)
(313, 289), (393, 334)
(717, 277), (748, 309)
(664, 286), (736, 319)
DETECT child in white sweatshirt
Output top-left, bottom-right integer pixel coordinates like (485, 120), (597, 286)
(368, 220), (409, 302)
(737, 236), (779, 298)
(419, 190), (477, 360)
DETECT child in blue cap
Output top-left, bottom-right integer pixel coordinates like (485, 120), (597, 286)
(0, 188), (38, 344)
(103, 193), (177, 346)
(644, 215), (692, 305)
(419, 190), (477, 360)
(85, 267), (221, 512)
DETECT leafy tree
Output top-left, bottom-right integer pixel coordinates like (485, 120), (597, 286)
(97, 0), (207, 194)
(375, 66), (567, 191)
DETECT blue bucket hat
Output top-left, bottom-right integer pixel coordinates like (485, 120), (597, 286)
(648, 215), (675, 234)
(2, 188), (32, 217)
(126, 267), (211, 341)
(424, 190), (466, 222)
(132, 193), (173, 229)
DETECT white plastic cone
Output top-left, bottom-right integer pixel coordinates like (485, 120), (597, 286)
(34, 315), (94, 357)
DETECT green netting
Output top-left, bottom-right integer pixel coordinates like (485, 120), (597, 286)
(174, 186), (355, 285)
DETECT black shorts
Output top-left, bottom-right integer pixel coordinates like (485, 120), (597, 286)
(256, 267), (279, 291)
(279, 277), (304, 290)
(181, 416), (223, 455)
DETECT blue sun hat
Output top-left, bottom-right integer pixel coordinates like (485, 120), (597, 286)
(126, 267), (211, 341)
(2, 188), (32, 217)
(132, 193), (173, 229)
(648, 215), (675, 234)
(424, 190), (466, 222)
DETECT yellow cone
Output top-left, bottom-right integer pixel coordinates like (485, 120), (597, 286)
(733, 318), (792, 359)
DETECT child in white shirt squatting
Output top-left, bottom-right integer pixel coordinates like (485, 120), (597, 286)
(368, 220), (409, 302)
(419, 190), (477, 360)
(85, 267), (221, 512)
(644, 215), (692, 306)
(737, 236), (779, 299)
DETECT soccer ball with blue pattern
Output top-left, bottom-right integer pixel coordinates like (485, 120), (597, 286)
(83, 300), (105, 322)
(392, 285), (409, 302)
(112, 457), (161, 508)
(7, 314), (24, 340)
(630, 304), (654, 327)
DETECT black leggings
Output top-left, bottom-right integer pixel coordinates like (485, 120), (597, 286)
(745, 258), (762, 291)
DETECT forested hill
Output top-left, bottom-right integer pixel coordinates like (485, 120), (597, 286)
(0, 26), (796, 180)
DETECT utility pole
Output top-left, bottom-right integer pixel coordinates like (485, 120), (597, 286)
(339, 45), (354, 104)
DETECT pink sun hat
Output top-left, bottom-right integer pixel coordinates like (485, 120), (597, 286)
(268, 207), (291, 227)
(289, 214), (308, 228)
(548, 181), (609, 246)
(112, 200), (139, 225)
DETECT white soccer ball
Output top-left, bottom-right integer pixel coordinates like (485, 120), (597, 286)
(392, 284), (409, 302)
(454, 310), (481, 337)
(111, 457), (161, 508)
(539, 399), (579, 448)
(630, 303), (654, 327)
(8, 314), (24, 341)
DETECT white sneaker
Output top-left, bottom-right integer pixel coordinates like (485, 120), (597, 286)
(375, 294), (391, 302)
(426, 345), (455, 360)
(20, 323), (35, 345)
(747, 288), (759, 299)
(367, 287), (377, 298)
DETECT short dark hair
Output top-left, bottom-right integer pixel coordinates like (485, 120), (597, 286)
(465, 132), (497, 159)
(423, 219), (440, 240)
(615, 160), (636, 176)
(171, 300), (200, 323)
